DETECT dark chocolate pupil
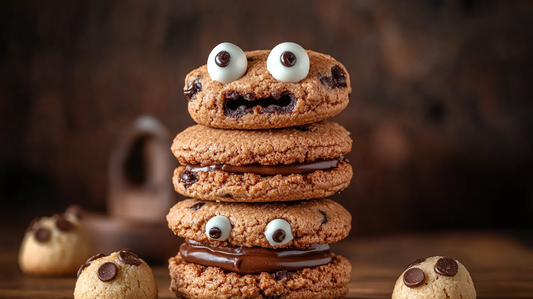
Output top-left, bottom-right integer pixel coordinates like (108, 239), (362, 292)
(272, 229), (286, 243)
(209, 227), (222, 239)
(281, 51), (297, 67)
(403, 267), (426, 288)
(98, 262), (118, 282)
(34, 227), (50, 242)
(118, 250), (141, 266)
(434, 257), (458, 276)
(215, 51), (231, 67)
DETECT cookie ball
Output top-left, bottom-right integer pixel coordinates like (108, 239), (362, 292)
(392, 256), (476, 299)
(19, 211), (93, 275)
(74, 250), (158, 299)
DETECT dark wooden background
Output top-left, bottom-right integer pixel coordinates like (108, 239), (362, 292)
(1, 0), (532, 234)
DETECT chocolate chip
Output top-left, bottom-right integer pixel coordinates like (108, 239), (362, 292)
(331, 65), (347, 87)
(65, 204), (83, 219)
(34, 227), (50, 242)
(215, 51), (231, 67)
(118, 250), (141, 266)
(218, 193), (234, 198)
(55, 215), (73, 232)
(318, 210), (328, 225)
(434, 257), (458, 276)
(189, 202), (205, 211)
(405, 258), (426, 270)
(98, 262), (118, 282)
(209, 227), (222, 239)
(77, 263), (89, 278)
(184, 78), (202, 101)
(179, 169), (198, 188)
(403, 267), (426, 288)
(281, 51), (297, 67)
(274, 269), (288, 280)
(320, 65), (347, 89)
(87, 253), (106, 264)
(272, 229), (286, 243)
(78, 253), (106, 278)
(26, 217), (41, 233)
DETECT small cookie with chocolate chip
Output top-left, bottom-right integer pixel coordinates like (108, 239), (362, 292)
(167, 198), (352, 298)
(18, 206), (94, 276)
(171, 120), (352, 202)
(74, 250), (157, 299)
(184, 42), (351, 129)
(392, 256), (476, 299)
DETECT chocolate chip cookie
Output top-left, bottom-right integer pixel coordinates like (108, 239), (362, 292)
(171, 121), (352, 202)
(392, 256), (476, 299)
(19, 208), (94, 276)
(74, 250), (158, 299)
(184, 43), (351, 129)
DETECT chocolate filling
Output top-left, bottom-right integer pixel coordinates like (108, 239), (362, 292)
(180, 240), (332, 274)
(183, 156), (346, 177)
(223, 90), (297, 118)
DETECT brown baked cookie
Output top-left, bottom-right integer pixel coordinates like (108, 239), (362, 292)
(171, 121), (352, 202)
(166, 198), (351, 249)
(184, 43), (351, 129)
(168, 253), (351, 299)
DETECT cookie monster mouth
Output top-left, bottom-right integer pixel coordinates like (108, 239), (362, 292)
(223, 90), (297, 119)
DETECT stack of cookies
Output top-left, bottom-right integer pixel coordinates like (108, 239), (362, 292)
(167, 42), (353, 299)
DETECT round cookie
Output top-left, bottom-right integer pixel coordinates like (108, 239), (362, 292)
(171, 121), (352, 202)
(169, 253), (351, 299)
(392, 256), (476, 299)
(184, 49), (351, 129)
(19, 211), (93, 276)
(74, 250), (158, 299)
(167, 198), (351, 249)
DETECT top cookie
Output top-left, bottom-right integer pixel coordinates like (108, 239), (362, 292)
(184, 42), (351, 129)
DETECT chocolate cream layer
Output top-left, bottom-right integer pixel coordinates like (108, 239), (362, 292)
(180, 240), (333, 274)
(183, 155), (346, 176)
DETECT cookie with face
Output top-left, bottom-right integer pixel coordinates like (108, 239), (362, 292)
(18, 207), (94, 276)
(74, 250), (158, 299)
(392, 256), (476, 299)
(171, 121), (352, 202)
(167, 198), (351, 299)
(184, 42), (351, 129)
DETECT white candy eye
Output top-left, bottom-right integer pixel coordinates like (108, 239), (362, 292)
(207, 42), (248, 84)
(205, 215), (231, 241)
(264, 219), (293, 246)
(267, 42), (310, 83)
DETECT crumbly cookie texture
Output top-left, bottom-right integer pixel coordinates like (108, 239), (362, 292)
(392, 256), (476, 299)
(186, 50), (351, 129)
(173, 162), (352, 202)
(167, 198), (351, 249)
(74, 251), (157, 299)
(171, 121), (352, 166)
(169, 253), (351, 299)
(19, 213), (93, 276)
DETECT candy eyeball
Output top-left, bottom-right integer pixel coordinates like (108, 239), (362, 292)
(267, 42), (310, 83)
(205, 215), (232, 241)
(264, 219), (293, 246)
(207, 42), (248, 84)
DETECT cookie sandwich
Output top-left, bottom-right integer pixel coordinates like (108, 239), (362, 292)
(167, 199), (352, 299)
(172, 121), (352, 202)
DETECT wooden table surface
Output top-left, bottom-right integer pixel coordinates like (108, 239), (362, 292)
(1, 229), (532, 298)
